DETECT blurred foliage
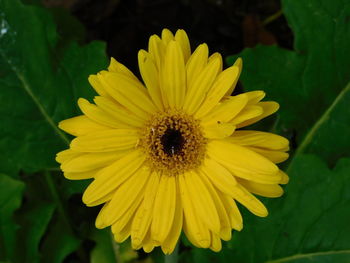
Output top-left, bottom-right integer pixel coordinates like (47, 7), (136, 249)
(0, 0), (349, 262)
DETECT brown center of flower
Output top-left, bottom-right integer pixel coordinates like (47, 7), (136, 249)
(140, 109), (206, 176)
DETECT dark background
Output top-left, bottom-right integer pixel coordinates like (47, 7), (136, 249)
(44, 0), (293, 74)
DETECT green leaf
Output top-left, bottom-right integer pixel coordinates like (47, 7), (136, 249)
(226, 0), (350, 146)
(90, 229), (117, 263)
(0, 0), (108, 175)
(0, 174), (25, 261)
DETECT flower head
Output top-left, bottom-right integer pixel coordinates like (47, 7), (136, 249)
(56, 29), (289, 254)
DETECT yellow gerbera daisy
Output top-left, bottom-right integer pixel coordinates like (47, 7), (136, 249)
(56, 29), (289, 254)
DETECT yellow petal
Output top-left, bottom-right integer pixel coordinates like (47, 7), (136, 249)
(102, 72), (156, 119)
(114, 219), (132, 243)
(138, 50), (163, 110)
(199, 171), (232, 241)
(103, 167), (149, 226)
(208, 52), (223, 73)
(248, 147), (289, 164)
(232, 183), (268, 217)
(184, 171), (220, 233)
(279, 170), (289, 184)
(78, 98), (125, 128)
(175, 29), (191, 62)
(56, 149), (80, 164)
(161, 178), (183, 254)
(94, 96), (144, 127)
(148, 34), (166, 70)
(61, 151), (127, 173)
(142, 229), (156, 253)
(131, 172), (160, 247)
(225, 57), (242, 96)
(88, 74), (110, 97)
(195, 65), (241, 118)
(200, 158), (237, 197)
(82, 150), (145, 206)
(200, 94), (248, 124)
(70, 129), (139, 152)
(183, 55), (221, 114)
(210, 233), (222, 252)
(59, 115), (108, 137)
(207, 140), (279, 183)
(64, 169), (97, 180)
(161, 28), (174, 45)
(160, 40), (186, 108)
(229, 130), (289, 151)
(237, 178), (284, 198)
(151, 175), (176, 243)
(186, 44), (208, 89)
(202, 122), (236, 139)
(108, 57), (139, 82)
(238, 101), (279, 128)
(179, 174), (210, 247)
(219, 193), (243, 231)
(245, 90), (265, 104)
(231, 105), (263, 126)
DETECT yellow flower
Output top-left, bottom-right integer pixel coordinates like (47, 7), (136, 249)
(56, 29), (289, 254)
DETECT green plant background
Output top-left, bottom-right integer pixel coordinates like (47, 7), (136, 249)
(0, 0), (349, 262)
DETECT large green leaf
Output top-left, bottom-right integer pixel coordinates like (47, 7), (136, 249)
(0, 0), (108, 175)
(0, 174), (25, 261)
(226, 0), (350, 148)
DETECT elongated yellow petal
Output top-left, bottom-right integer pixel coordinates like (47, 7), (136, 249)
(179, 174), (211, 247)
(245, 90), (266, 104)
(230, 105), (263, 125)
(210, 232), (222, 252)
(208, 140), (279, 179)
(82, 150), (145, 206)
(186, 44), (208, 89)
(175, 29), (191, 62)
(161, 178), (183, 254)
(114, 219), (132, 243)
(225, 57), (242, 96)
(237, 178), (283, 198)
(138, 50), (163, 110)
(229, 130), (289, 151)
(195, 65), (240, 118)
(64, 169), (97, 180)
(108, 57), (139, 82)
(208, 52), (223, 73)
(160, 41), (186, 108)
(200, 158), (237, 197)
(184, 171), (220, 233)
(61, 151), (128, 173)
(88, 74), (110, 97)
(148, 34), (166, 70)
(94, 96), (144, 127)
(59, 115), (108, 136)
(279, 170), (289, 184)
(161, 28), (174, 45)
(238, 101), (279, 128)
(56, 149), (80, 164)
(248, 147), (289, 164)
(131, 172), (160, 247)
(151, 175), (176, 243)
(199, 171), (232, 241)
(78, 98), (125, 128)
(183, 56), (221, 114)
(103, 168), (149, 226)
(219, 193), (243, 231)
(202, 122), (236, 139)
(200, 94), (248, 124)
(70, 129), (139, 152)
(232, 183), (268, 217)
(102, 72), (156, 119)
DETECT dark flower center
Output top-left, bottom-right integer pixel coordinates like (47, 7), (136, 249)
(161, 128), (184, 155)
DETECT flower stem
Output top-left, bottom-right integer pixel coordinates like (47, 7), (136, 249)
(164, 242), (179, 263)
